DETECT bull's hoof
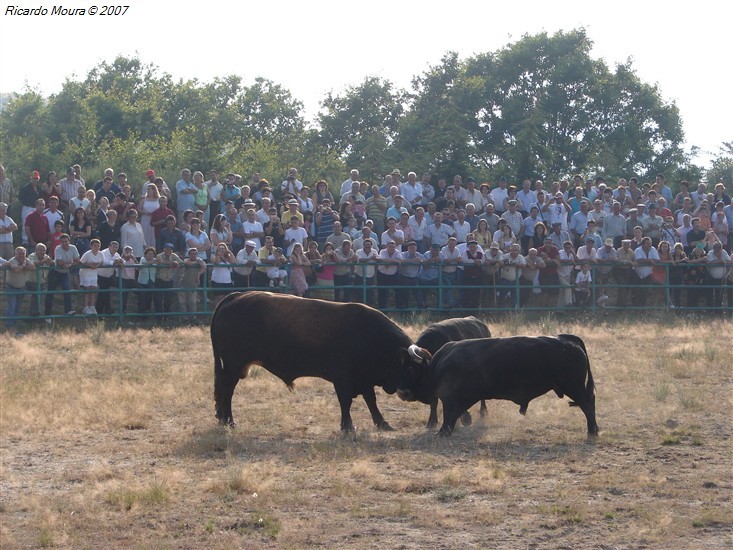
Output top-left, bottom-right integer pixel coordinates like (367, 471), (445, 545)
(340, 425), (356, 434)
(376, 421), (395, 432)
(479, 408), (488, 418)
(437, 427), (453, 437)
(460, 412), (473, 426)
(217, 416), (236, 428)
(426, 419), (438, 429)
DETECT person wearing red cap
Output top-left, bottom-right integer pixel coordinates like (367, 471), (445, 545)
(19, 171), (42, 245)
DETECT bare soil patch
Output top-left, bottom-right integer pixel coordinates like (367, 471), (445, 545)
(1, 316), (732, 548)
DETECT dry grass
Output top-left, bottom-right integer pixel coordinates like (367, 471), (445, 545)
(1, 316), (732, 548)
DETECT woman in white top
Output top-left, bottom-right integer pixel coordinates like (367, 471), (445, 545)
(120, 209), (146, 258)
(211, 243), (234, 304)
(492, 220), (517, 253)
(137, 184), (160, 249)
(209, 214), (232, 248)
(79, 238), (104, 314)
(185, 218), (211, 261)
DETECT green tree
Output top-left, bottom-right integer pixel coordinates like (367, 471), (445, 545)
(706, 142), (733, 186)
(317, 76), (405, 181)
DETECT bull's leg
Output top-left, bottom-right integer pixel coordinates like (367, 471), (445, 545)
(566, 388), (599, 437)
(460, 410), (473, 426)
(362, 387), (394, 431)
(479, 400), (488, 417)
(581, 399), (599, 437)
(335, 388), (355, 433)
(438, 400), (464, 436)
(426, 399), (439, 428)
(214, 370), (240, 427)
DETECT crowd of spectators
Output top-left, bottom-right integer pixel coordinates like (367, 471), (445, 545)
(1, 163), (732, 331)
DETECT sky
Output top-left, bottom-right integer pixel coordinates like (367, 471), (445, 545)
(1, 0), (731, 167)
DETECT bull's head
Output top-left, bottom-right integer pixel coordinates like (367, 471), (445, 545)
(396, 345), (433, 403)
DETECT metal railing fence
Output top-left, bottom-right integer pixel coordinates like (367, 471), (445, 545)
(1, 261), (731, 325)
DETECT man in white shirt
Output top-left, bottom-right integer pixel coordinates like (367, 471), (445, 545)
(453, 209), (471, 243)
(241, 208), (264, 250)
(440, 237), (462, 308)
(377, 240), (401, 309)
(516, 179), (537, 217)
(284, 217), (308, 256)
(501, 199), (523, 238)
(340, 169), (360, 196)
(233, 240), (260, 288)
(0, 201), (18, 260)
(408, 207), (429, 252)
(355, 238), (378, 306)
(281, 168), (303, 196)
(427, 212), (455, 249)
(631, 237), (659, 307)
(489, 178), (509, 215)
(400, 172), (423, 211)
(545, 191), (571, 231)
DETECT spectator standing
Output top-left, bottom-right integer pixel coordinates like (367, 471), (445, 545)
(207, 170), (224, 222)
(24, 198), (50, 249)
(26, 243), (52, 318)
(79, 238), (104, 314)
(289, 242), (311, 297)
(45, 234), (79, 316)
(377, 240), (401, 309)
(175, 169), (196, 221)
(96, 241), (123, 315)
(0, 202), (18, 260)
(179, 248), (206, 320)
(706, 242), (731, 308)
(0, 164), (15, 206)
(5, 246), (35, 331)
(155, 243), (182, 318)
(120, 209), (146, 259)
(631, 237), (659, 307)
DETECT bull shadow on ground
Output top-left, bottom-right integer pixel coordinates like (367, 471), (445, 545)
(403, 427), (598, 463)
(175, 423), (597, 464)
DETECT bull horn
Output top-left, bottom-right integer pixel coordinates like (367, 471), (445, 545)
(408, 345), (424, 361)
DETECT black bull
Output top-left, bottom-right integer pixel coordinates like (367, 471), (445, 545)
(211, 291), (418, 432)
(414, 317), (491, 427)
(398, 334), (599, 437)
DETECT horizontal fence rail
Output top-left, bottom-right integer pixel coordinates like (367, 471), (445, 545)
(1, 262), (731, 325)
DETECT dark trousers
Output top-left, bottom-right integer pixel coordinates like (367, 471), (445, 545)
(461, 274), (483, 309)
(155, 279), (175, 314)
(96, 274), (115, 314)
(519, 277), (535, 307)
(333, 273), (352, 302)
(629, 271), (651, 307)
(708, 276), (725, 308)
(233, 271), (251, 290)
(25, 281), (45, 316)
(417, 278), (437, 308)
(441, 271), (459, 307)
(396, 275), (419, 309)
(354, 275), (375, 306)
(45, 270), (72, 315)
(612, 268), (632, 307)
(137, 281), (156, 314)
(377, 271), (399, 309)
(121, 278), (136, 313)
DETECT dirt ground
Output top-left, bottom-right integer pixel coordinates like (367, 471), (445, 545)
(1, 316), (731, 548)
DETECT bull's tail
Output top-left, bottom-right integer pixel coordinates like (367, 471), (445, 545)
(211, 293), (241, 423)
(561, 334), (594, 407)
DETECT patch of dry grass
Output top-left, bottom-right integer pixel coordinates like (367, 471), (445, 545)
(1, 316), (731, 548)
